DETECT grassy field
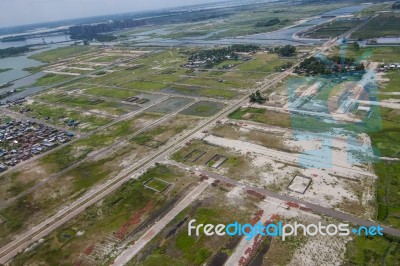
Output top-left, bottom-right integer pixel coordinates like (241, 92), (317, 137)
(10, 165), (193, 266)
(352, 13), (400, 39)
(29, 45), (95, 63)
(306, 19), (361, 39)
(237, 52), (294, 73)
(120, 80), (167, 91)
(374, 161), (400, 229)
(345, 235), (400, 265)
(379, 70), (400, 93)
(329, 46), (400, 63)
(163, 85), (237, 99)
(180, 101), (225, 117)
(84, 86), (139, 99)
(131, 115), (198, 146)
(368, 107), (400, 158)
(32, 73), (74, 87)
(38, 92), (140, 116)
(229, 107), (291, 128)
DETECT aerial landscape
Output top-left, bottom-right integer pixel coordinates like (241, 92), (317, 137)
(1, 0), (400, 265)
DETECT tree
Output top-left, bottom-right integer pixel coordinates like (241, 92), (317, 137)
(277, 45), (296, 57)
(249, 90), (267, 104)
(352, 42), (360, 51)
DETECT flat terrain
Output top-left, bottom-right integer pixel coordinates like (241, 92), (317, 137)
(1, 1), (400, 265)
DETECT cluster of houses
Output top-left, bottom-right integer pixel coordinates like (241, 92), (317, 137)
(0, 119), (74, 172)
(377, 63), (400, 72)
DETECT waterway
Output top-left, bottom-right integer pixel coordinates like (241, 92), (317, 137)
(128, 4), (371, 47)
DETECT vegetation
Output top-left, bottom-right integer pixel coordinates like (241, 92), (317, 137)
(255, 18), (281, 27)
(32, 73), (72, 86)
(330, 46), (400, 62)
(275, 45), (296, 57)
(1, 36), (26, 42)
(0, 68), (12, 73)
(306, 19), (361, 39)
(249, 90), (267, 104)
(352, 13), (400, 39)
(352, 41), (360, 51)
(275, 61), (293, 72)
(345, 235), (400, 265)
(0, 46), (30, 58)
(229, 107), (291, 128)
(295, 56), (364, 75)
(186, 45), (260, 68)
(374, 161), (400, 229)
(29, 45), (93, 63)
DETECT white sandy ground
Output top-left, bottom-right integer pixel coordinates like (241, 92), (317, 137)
(357, 99), (400, 110)
(223, 187), (351, 266)
(202, 132), (376, 216)
(203, 135), (375, 179)
(288, 220), (350, 266)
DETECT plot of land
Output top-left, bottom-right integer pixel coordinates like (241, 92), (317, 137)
(180, 101), (225, 117)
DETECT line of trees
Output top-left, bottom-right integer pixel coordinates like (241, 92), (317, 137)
(295, 56), (365, 75)
(187, 45), (260, 68)
(392, 1), (400, 9)
(273, 45), (296, 57)
(0, 46), (30, 58)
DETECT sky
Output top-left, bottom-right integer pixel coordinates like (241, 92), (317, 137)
(1, 0), (223, 27)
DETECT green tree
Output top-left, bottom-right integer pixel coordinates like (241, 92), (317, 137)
(352, 42), (360, 51)
(249, 90), (267, 104)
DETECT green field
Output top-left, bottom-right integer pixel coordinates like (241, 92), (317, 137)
(229, 107), (291, 128)
(29, 45), (95, 63)
(307, 19), (361, 39)
(374, 161), (400, 229)
(330, 46), (400, 63)
(84, 86), (139, 99)
(180, 101), (225, 117)
(32, 73), (74, 87)
(164, 85), (237, 99)
(38, 93), (138, 116)
(345, 235), (400, 265)
(379, 70), (400, 93)
(352, 13), (400, 39)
